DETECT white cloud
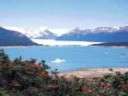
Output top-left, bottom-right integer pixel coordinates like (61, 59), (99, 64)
(51, 58), (66, 64)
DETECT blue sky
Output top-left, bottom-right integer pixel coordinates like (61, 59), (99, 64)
(0, 0), (128, 31)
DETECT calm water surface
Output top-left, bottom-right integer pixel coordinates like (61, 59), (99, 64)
(2, 46), (128, 71)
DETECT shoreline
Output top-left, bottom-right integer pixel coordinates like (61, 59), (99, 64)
(59, 68), (128, 78)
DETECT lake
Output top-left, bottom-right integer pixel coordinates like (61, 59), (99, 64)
(2, 46), (128, 72)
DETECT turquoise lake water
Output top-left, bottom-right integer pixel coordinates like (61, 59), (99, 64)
(2, 46), (128, 71)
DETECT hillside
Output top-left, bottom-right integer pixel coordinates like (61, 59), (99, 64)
(0, 27), (36, 46)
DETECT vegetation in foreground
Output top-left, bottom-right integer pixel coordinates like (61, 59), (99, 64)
(0, 50), (128, 96)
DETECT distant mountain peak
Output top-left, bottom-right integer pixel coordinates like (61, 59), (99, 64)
(42, 29), (55, 36)
(35, 29), (57, 39)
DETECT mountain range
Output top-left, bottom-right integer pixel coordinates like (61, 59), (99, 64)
(36, 26), (128, 43)
(0, 27), (36, 46)
(1, 26), (128, 46)
(57, 26), (128, 42)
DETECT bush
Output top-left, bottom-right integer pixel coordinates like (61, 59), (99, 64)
(0, 49), (128, 96)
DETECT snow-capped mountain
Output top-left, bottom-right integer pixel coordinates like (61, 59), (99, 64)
(57, 26), (128, 42)
(34, 29), (57, 39)
(2, 25), (128, 46)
